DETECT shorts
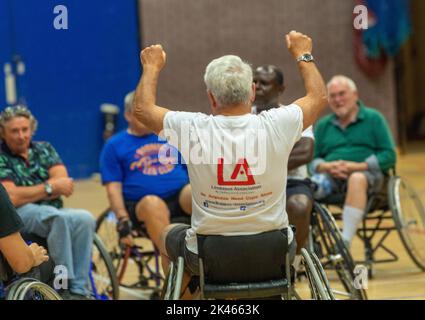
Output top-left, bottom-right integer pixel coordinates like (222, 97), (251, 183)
(286, 178), (314, 199)
(311, 170), (385, 201)
(165, 224), (199, 276)
(124, 189), (188, 227)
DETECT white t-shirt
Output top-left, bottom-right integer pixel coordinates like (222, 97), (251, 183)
(163, 104), (303, 254)
(252, 104), (314, 180)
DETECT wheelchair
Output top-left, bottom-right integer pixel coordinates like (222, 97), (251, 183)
(21, 232), (119, 300)
(308, 201), (368, 300)
(1, 276), (62, 300)
(0, 256), (62, 300)
(161, 229), (334, 300)
(96, 208), (190, 299)
(319, 174), (425, 278)
(1, 278), (63, 300)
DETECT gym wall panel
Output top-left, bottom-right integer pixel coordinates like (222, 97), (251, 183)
(138, 0), (398, 140)
(1, 0), (141, 178)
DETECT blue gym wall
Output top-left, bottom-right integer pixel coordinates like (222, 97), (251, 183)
(0, 0), (141, 178)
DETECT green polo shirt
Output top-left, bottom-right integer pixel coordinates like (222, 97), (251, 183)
(313, 102), (396, 173)
(0, 141), (64, 208)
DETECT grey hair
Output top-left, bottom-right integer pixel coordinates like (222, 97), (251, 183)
(204, 55), (253, 106)
(327, 75), (358, 92)
(124, 91), (135, 112)
(0, 105), (38, 136)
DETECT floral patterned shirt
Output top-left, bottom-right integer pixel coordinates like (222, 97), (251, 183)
(0, 141), (64, 208)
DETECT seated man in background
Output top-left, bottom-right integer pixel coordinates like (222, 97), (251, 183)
(311, 75), (396, 247)
(99, 91), (191, 249)
(0, 183), (49, 283)
(252, 65), (314, 266)
(0, 105), (96, 300)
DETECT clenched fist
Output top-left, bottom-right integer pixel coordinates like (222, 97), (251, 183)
(285, 30), (313, 59)
(29, 243), (49, 267)
(140, 44), (166, 71)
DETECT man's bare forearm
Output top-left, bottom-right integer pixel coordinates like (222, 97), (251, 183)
(4, 184), (48, 208)
(298, 61), (327, 105)
(106, 183), (129, 220)
(288, 138), (314, 171)
(133, 67), (160, 125)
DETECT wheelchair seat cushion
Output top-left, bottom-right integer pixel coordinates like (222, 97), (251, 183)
(197, 229), (290, 284)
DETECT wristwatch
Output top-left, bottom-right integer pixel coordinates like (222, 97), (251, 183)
(44, 182), (53, 196)
(297, 53), (315, 63)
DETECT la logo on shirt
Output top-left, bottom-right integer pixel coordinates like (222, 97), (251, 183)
(217, 158), (256, 186)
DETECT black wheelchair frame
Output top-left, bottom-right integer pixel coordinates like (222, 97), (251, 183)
(320, 175), (425, 278)
(309, 201), (368, 300)
(161, 230), (334, 301)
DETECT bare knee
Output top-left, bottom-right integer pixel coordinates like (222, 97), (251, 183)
(347, 172), (368, 190)
(287, 194), (313, 220)
(136, 195), (170, 222)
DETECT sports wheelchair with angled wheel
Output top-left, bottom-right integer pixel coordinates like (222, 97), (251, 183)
(20, 232), (119, 300)
(1, 276), (62, 300)
(0, 256), (62, 300)
(308, 201), (367, 300)
(96, 208), (191, 300)
(320, 174), (425, 278)
(162, 229), (334, 300)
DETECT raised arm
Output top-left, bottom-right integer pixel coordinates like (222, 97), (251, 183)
(133, 45), (171, 135)
(288, 137), (314, 171)
(286, 31), (328, 130)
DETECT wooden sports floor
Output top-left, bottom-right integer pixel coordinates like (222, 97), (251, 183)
(64, 143), (425, 300)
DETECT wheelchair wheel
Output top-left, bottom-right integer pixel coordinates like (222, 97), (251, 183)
(300, 248), (332, 300)
(96, 210), (123, 272)
(91, 234), (120, 300)
(309, 251), (335, 300)
(161, 257), (185, 300)
(389, 176), (425, 271)
(96, 209), (164, 297)
(6, 278), (62, 300)
(311, 202), (367, 300)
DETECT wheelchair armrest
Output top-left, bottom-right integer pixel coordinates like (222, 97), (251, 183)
(203, 279), (289, 299)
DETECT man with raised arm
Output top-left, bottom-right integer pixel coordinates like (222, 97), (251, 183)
(133, 31), (327, 298)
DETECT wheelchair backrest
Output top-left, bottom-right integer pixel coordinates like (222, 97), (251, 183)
(196, 229), (289, 284)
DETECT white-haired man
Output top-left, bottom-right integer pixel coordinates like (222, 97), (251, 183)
(311, 75), (396, 248)
(133, 31), (328, 297)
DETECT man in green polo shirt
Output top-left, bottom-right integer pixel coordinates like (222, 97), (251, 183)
(311, 75), (396, 247)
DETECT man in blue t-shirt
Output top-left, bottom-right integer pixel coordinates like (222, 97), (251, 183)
(99, 91), (191, 249)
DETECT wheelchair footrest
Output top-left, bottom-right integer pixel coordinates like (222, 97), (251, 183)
(203, 279), (289, 299)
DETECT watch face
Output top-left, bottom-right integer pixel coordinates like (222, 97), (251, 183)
(45, 183), (52, 194)
(303, 54), (313, 61)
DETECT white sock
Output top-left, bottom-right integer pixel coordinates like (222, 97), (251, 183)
(342, 206), (364, 244)
(293, 254), (302, 271)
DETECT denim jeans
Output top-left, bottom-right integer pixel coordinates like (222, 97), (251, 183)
(17, 204), (96, 296)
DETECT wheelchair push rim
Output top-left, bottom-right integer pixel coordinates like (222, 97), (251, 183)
(91, 234), (120, 300)
(311, 203), (368, 300)
(389, 176), (425, 271)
